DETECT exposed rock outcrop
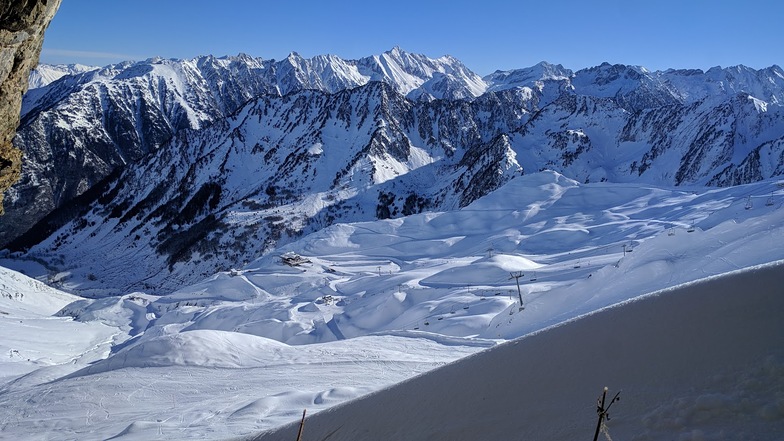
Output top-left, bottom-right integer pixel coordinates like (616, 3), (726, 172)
(0, 0), (61, 214)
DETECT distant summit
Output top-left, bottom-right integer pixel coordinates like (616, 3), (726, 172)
(27, 63), (98, 89)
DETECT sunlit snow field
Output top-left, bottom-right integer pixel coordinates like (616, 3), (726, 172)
(1, 171), (783, 440)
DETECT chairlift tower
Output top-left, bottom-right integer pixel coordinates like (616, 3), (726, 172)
(509, 271), (525, 310)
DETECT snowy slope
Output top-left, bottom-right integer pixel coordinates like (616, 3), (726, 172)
(249, 262), (784, 441)
(1, 171), (782, 440)
(0, 265), (80, 315)
(0, 266), (119, 381)
(114, 171), (784, 347)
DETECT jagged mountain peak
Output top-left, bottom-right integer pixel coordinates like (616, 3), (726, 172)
(569, 62), (681, 112)
(593, 61), (649, 72)
(531, 60), (572, 76)
(360, 47), (486, 98)
(196, 52), (266, 68)
(386, 45), (405, 55)
(703, 64), (779, 85)
(706, 64), (755, 74)
(378, 46), (444, 67)
(285, 51), (304, 62)
(484, 61), (573, 93)
(573, 62), (656, 89)
(224, 52), (257, 62)
(660, 64), (784, 106)
(662, 67), (705, 76)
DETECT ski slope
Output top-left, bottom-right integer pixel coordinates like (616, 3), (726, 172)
(1, 171), (783, 439)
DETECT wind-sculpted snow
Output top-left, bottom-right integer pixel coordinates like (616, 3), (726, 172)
(66, 330), (299, 372)
(1, 170), (783, 439)
(65, 329), (493, 378)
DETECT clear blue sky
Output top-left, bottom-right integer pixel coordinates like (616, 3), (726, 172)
(40, 0), (782, 75)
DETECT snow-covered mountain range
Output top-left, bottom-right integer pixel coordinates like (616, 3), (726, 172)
(3, 48), (485, 248)
(3, 48), (784, 295)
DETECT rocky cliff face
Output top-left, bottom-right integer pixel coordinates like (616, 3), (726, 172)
(0, 0), (60, 214)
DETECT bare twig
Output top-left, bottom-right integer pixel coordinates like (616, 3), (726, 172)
(296, 409), (306, 441)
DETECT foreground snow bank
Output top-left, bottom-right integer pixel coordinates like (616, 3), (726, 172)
(247, 261), (784, 441)
(0, 333), (486, 440)
(66, 331), (494, 376)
